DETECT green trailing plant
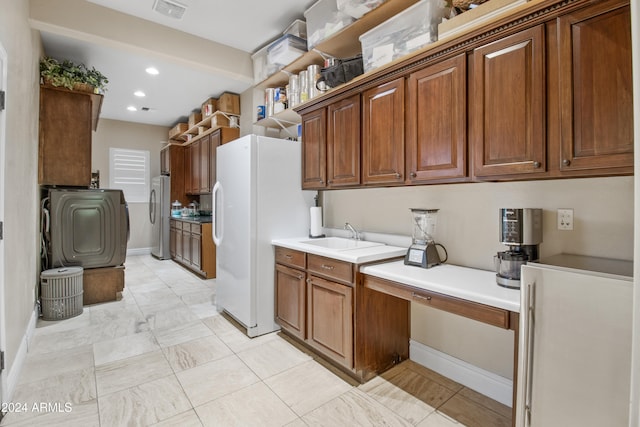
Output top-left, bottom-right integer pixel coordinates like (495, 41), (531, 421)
(39, 56), (108, 94)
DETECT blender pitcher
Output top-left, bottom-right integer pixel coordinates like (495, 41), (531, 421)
(404, 208), (448, 268)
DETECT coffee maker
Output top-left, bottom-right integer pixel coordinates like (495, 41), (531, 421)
(494, 208), (542, 288)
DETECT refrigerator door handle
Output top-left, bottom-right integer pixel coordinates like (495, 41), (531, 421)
(212, 181), (223, 245)
(524, 281), (536, 426)
(149, 189), (156, 224)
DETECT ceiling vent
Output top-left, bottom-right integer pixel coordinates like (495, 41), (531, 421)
(152, 0), (187, 19)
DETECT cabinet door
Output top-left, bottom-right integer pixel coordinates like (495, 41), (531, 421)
(182, 227), (191, 264)
(209, 130), (221, 190)
(407, 54), (467, 182)
(199, 135), (210, 193)
(275, 264), (306, 340)
(555, 1), (633, 172)
(362, 78), (405, 185)
(301, 109), (327, 189)
(307, 275), (353, 369)
(160, 147), (170, 175)
(191, 231), (201, 270)
(327, 94), (361, 187)
(169, 220), (177, 258)
(471, 25), (546, 178)
(175, 223), (183, 261)
(39, 87), (93, 186)
(190, 141), (201, 195)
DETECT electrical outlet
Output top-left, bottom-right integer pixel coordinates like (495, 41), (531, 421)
(557, 208), (574, 230)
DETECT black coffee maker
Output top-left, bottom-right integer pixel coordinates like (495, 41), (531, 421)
(494, 208), (542, 288)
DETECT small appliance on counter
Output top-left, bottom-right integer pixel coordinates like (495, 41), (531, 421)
(494, 208), (542, 288)
(404, 208), (448, 268)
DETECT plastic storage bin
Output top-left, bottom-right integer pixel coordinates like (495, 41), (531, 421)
(267, 34), (308, 67)
(305, 0), (355, 49)
(40, 267), (84, 320)
(337, 0), (386, 19)
(252, 44), (280, 84)
(359, 0), (450, 72)
(283, 19), (308, 39)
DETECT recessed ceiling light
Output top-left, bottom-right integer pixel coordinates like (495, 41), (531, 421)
(134, 90), (146, 97)
(146, 67), (159, 75)
(127, 106), (137, 111)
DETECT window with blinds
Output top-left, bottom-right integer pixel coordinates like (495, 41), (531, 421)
(109, 148), (149, 203)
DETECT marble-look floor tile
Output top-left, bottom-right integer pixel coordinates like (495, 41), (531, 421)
(176, 354), (260, 407)
(202, 315), (279, 353)
(98, 375), (191, 426)
(237, 336), (313, 380)
(417, 411), (467, 427)
(153, 320), (213, 348)
(187, 302), (219, 319)
(302, 388), (414, 427)
(34, 310), (92, 334)
(195, 382), (298, 427)
(93, 331), (159, 366)
(359, 364), (455, 424)
(265, 359), (353, 416)
(163, 335), (233, 372)
(19, 345), (94, 384)
(142, 304), (200, 330)
(151, 409), (204, 426)
(27, 324), (97, 355)
(95, 350), (172, 396)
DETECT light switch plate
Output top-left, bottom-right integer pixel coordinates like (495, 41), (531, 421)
(557, 208), (574, 230)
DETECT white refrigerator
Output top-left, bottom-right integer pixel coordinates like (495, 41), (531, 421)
(149, 175), (170, 260)
(517, 255), (633, 427)
(212, 135), (316, 337)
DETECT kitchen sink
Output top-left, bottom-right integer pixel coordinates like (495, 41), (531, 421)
(300, 237), (385, 251)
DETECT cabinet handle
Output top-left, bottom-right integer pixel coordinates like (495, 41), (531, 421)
(533, 161), (541, 168)
(319, 179), (324, 184)
(297, 275), (304, 280)
(410, 172), (417, 178)
(395, 172), (401, 179)
(562, 159), (571, 167)
(412, 292), (432, 301)
(321, 264), (334, 270)
(328, 180), (333, 184)
(284, 254), (292, 259)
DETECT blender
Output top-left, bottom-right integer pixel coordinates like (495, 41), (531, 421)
(494, 208), (542, 288)
(404, 208), (448, 268)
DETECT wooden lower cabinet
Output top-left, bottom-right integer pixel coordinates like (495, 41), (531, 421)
(307, 275), (354, 369)
(170, 219), (215, 278)
(274, 246), (407, 381)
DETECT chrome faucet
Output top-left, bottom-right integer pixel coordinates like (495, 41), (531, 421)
(344, 222), (361, 240)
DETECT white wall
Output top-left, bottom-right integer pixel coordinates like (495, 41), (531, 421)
(0, 0), (42, 400)
(92, 119), (169, 251)
(323, 176), (634, 379)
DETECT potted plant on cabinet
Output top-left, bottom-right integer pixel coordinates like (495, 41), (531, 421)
(39, 56), (108, 94)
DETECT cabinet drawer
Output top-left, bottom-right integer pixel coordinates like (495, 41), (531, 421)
(275, 247), (306, 269)
(363, 275), (510, 329)
(308, 254), (353, 284)
(190, 223), (202, 235)
(174, 220), (183, 231)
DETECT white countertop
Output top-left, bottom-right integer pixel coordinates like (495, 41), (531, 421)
(360, 260), (521, 313)
(272, 237), (407, 264)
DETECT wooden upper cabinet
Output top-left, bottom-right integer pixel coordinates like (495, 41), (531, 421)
(301, 109), (327, 189)
(39, 86), (102, 187)
(362, 78), (405, 185)
(555, 0), (633, 173)
(471, 25), (546, 179)
(327, 94), (361, 187)
(199, 135), (210, 194)
(406, 54), (467, 182)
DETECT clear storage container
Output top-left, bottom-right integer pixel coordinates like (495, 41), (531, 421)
(252, 44), (279, 84)
(359, 0), (450, 72)
(305, 0), (355, 49)
(267, 34), (308, 67)
(337, 0), (386, 19)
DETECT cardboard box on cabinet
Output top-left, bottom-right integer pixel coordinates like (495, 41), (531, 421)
(218, 92), (240, 115)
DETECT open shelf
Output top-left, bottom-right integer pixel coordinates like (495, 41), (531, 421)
(170, 110), (239, 145)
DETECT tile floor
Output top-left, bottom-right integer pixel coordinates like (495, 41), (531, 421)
(0, 255), (511, 427)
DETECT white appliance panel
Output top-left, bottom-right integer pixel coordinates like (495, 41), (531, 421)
(214, 134), (316, 337)
(517, 263), (632, 427)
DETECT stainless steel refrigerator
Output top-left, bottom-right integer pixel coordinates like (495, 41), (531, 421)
(150, 175), (170, 260)
(517, 255), (633, 427)
(212, 134), (316, 337)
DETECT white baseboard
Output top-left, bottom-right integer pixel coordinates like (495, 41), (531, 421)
(410, 339), (513, 407)
(127, 247), (151, 256)
(4, 307), (38, 402)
